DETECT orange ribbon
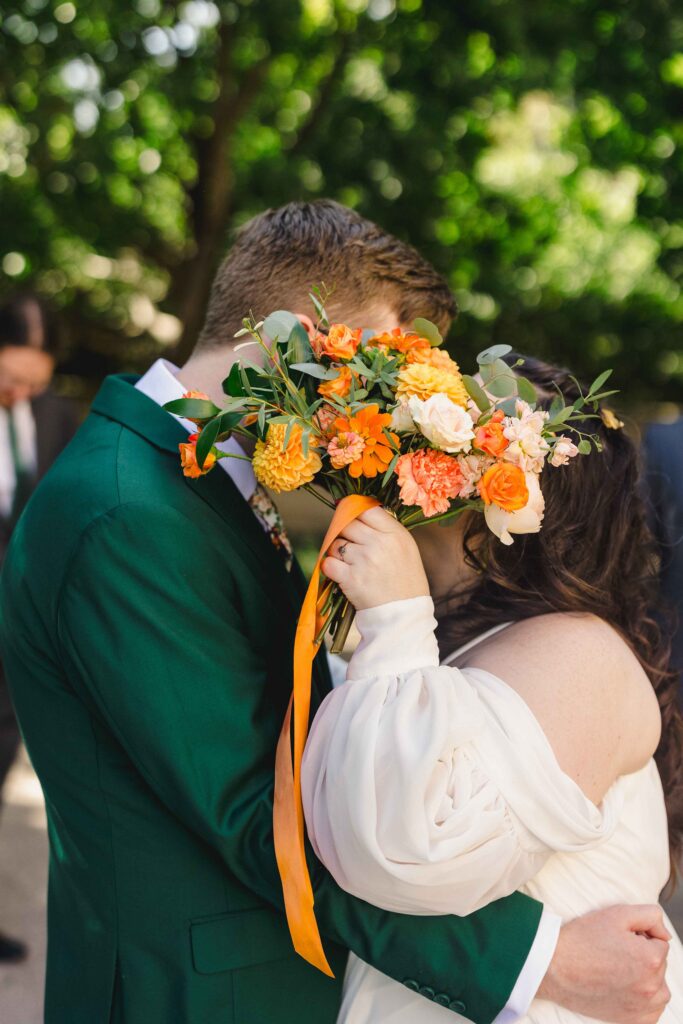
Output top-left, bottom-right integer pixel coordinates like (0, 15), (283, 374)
(273, 494), (380, 976)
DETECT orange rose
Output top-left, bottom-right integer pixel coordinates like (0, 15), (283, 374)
(313, 323), (362, 361)
(181, 389), (214, 426)
(179, 433), (217, 478)
(318, 365), (353, 399)
(474, 410), (509, 458)
(478, 462), (529, 512)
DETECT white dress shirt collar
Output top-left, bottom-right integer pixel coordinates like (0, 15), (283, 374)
(0, 401), (37, 519)
(135, 358), (257, 503)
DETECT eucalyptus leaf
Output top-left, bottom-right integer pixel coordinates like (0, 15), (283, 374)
(462, 374), (490, 412)
(290, 362), (336, 380)
(413, 317), (443, 347)
(497, 396), (519, 416)
(286, 321), (313, 364)
(516, 376), (537, 405)
(262, 310), (299, 344)
(477, 343), (512, 365)
(486, 359), (518, 399)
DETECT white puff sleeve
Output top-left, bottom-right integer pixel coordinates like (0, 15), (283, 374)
(302, 597), (621, 917)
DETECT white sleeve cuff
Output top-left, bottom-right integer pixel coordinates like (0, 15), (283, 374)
(347, 596), (440, 680)
(494, 909), (562, 1023)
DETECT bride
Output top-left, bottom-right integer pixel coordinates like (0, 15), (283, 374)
(302, 356), (683, 1023)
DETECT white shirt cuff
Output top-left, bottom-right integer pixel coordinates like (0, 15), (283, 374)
(494, 909), (562, 1023)
(347, 596), (440, 680)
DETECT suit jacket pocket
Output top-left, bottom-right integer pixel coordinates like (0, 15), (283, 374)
(190, 907), (296, 975)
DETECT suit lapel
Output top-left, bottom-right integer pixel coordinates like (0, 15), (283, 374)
(91, 375), (299, 608)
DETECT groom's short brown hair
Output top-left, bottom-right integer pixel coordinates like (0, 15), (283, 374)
(197, 200), (457, 349)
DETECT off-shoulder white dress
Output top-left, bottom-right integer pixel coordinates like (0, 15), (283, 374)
(302, 598), (683, 1023)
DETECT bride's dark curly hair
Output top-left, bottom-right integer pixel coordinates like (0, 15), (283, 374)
(436, 355), (683, 873)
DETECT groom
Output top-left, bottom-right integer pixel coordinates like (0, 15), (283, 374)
(0, 200), (670, 1023)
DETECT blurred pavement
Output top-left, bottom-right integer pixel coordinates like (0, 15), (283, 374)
(0, 750), (47, 1024)
(1, 749), (683, 1024)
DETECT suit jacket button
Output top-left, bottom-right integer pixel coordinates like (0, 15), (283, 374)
(419, 986), (435, 1000)
(449, 999), (467, 1013)
(403, 979), (420, 991)
(434, 993), (450, 1007)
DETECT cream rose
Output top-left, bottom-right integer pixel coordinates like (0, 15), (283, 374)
(484, 471), (545, 545)
(408, 393), (474, 454)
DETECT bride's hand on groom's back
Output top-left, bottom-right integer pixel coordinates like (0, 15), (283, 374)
(322, 507), (430, 610)
(538, 904), (671, 1024)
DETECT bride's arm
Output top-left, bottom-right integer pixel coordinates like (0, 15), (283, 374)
(303, 509), (658, 916)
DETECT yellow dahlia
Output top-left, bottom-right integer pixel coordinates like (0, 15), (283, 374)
(252, 423), (322, 493)
(396, 363), (469, 408)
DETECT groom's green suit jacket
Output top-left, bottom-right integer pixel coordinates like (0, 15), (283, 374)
(0, 375), (543, 1024)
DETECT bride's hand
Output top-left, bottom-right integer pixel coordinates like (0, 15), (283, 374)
(322, 507), (430, 610)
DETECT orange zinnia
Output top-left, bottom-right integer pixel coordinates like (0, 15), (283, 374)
(332, 404), (399, 478)
(478, 462), (529, 511)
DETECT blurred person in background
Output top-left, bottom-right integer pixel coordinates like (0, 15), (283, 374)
(0, 293), (78, 963)
(645, 420), (683, 692)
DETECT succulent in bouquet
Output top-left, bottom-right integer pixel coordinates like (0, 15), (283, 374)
(165, 285), (614, 654)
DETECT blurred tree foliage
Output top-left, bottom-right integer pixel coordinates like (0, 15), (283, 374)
(0, 0), (681, 404)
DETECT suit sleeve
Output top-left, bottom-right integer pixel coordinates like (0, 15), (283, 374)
(57, 501), (543, 1024)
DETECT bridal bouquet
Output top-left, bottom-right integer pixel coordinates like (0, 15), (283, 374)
(164, 289), (615, 975)
(166, 287), (613, 653)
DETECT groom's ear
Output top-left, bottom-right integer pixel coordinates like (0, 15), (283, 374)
(295, 313), (316, 338)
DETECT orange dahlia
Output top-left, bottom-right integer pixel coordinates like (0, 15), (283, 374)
(332, 404), (399, 478)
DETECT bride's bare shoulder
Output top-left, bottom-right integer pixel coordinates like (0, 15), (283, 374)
(466, 612), (661, 802)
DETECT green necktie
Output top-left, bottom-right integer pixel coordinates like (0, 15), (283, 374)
(8, 410), (34, 524)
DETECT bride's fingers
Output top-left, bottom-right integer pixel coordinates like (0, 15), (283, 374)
(327, 538), (359, 563)
(336, 520), (375, 546)
(358, 507), (401, 532)
(321, 554), (351, 584)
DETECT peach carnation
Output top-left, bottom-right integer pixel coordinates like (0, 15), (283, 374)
(252, 422), (322, 493)
(396, 363), (469, 409)
(395, 449), (464, 518)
